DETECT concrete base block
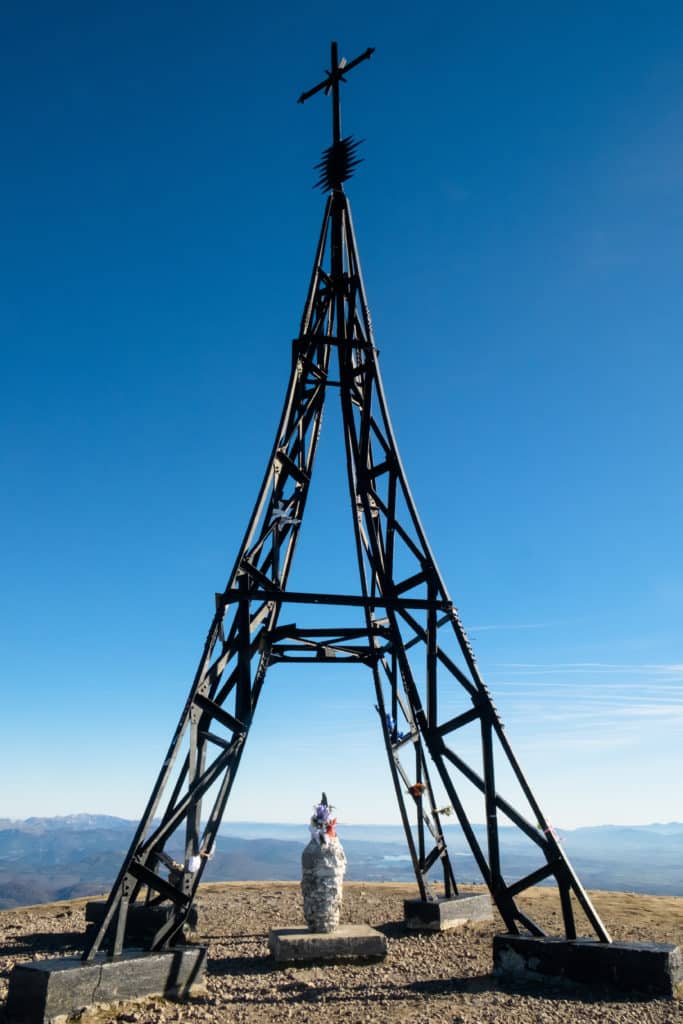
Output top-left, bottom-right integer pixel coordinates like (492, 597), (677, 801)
(5, 945), (207, 1024)
(84, 900), (199, 946)
(493, 934), (682, 998)
(404, 893), (493, 931)
(268, 924), (387, 963)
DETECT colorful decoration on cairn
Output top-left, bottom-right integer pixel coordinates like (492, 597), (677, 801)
(301, 793), (347, 933)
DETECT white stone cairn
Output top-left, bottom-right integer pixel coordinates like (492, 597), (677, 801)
(301, 793), (347, 933)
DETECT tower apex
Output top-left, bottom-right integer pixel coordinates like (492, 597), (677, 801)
(298, 42), (374, 184)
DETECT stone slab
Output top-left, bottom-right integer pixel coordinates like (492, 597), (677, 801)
(404, 893), (493, 931)
(268, 924), (387, 963)
(5, 945), (207, 1024)
(493, 934), (683, 998)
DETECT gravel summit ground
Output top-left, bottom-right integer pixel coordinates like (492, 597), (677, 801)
(1, 882), (681, 1024)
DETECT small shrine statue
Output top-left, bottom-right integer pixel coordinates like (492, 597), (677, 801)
(301, 792), (347, 932)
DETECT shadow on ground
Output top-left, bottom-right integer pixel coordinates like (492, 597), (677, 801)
(409, 973), (658, 1005)
(0, 931), (84, 960)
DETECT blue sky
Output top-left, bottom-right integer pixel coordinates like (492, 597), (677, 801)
(1, 2), (681, 829)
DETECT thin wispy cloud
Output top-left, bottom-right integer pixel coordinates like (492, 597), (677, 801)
(491, 662), (683, 736)
(496, 662), (683, 675)
(616, 703), (683, 718)
(517, 730), (638, 753)
(513, 705), (683, 723)
(508, 696), (683, 746)
(494, 682), (683, 692)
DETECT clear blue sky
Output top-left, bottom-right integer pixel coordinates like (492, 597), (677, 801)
(1, 2), (681, 829)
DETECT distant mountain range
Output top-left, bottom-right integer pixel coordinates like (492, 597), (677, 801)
(0, 815), (681, 910)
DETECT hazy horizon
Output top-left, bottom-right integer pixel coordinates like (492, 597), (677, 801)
(4, 812), (682, 834)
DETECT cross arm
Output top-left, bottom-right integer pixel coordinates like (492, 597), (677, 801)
(297, 46), (375, 104)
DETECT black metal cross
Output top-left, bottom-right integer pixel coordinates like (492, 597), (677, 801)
(298, 42), (374, 145)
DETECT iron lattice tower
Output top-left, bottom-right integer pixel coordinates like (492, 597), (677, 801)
(85, 43), (610, 960)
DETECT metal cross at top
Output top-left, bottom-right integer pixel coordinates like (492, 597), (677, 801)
(298, 42), (375, 146)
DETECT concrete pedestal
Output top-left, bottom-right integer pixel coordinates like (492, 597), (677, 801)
(268, 924), (387, 963)
(494, 934), (683, 998)
(404, 893), (493, 931)
(5, 946), (207, 1024)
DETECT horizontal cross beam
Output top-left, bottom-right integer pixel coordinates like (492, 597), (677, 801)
(297, 46), (375, 105)
(219, 587), (452, 612)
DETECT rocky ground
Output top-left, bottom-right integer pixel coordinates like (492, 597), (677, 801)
(0, 882), (681, 1023)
